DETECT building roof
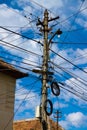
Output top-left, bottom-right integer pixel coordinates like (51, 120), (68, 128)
(0, 59), (28, 79)
(13, 118), (63, 130)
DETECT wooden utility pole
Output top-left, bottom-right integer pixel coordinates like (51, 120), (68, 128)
(54, 110), (62, 130)
(34, 9), (49, 130)
(34, 9), (62, 130)
(41, 9), (49, 130)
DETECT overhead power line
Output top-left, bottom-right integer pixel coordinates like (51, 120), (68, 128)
(2, 4), (31, 22)
(0, 55), (41, 69)
(59, 6), (87, 25)
(63, 0), (85, 41)
(0, 39), (42, 57)
(0, 49), (41, 66)
(52, 41), (87, 44)
(51, 61), (87, 85)
(59, 84), (87, 102)
(53, 68), (87, 97)
(0, 26), (43, 46)
(50, 48), (87, 74)
(63, 26), (87, 32)
(0, 59), (32, 72)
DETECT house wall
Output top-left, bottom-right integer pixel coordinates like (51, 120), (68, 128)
(0, 72), (16, 130)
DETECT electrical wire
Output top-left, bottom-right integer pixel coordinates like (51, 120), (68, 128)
(52, 41), (87, 44)
(0, 59), (32, 72)
(63, 0), (85, 41)
(0, 49), (42, 66)
(0, 32), (42, 58)
(50, 48), (87, 74)
(53, 68), (87, 97)
(0, 56), (41, 70)
(58, 5), (87, 26)
(0, 91), (41, 106)
(63, 26), (87, 32)
(51, 61), (87, 84)
(0, 23), (32, 49)
(60, 91), (87, 112)
(59, 84), (87, 102)
(29, 0), (87, 26)
(0, 26), (43, 46)
(58, 50), (87, 69)
(0, 75), (41, 97)
(0, 4), (42, 36)
(45, 3), (87, 36)
(0, 39), (42, 57)
(2, 4), (30, 22)
(50, 60), (87, 97)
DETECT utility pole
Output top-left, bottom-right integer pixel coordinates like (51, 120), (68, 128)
(33, 9), (62, 130)
(34, 9), (49, 130)
(54, 110), (62, 130)
(41, 9), (49, 130)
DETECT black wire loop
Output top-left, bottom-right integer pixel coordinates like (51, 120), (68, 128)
(51, 81), (60, 96)
(44, 99), (53, 116)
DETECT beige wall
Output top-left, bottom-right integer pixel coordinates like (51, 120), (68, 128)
(0, 72), (16, 130)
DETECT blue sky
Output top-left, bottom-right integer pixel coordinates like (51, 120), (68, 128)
(0, 0), (87, 130)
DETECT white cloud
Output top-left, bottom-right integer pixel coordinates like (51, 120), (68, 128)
(76, 17), (87, 27)
(0, 4), (28, 28)
(62, 74), (87, 105)
(14, 82), (40, 118)
(59, 120), (68, 129)
(60, 89), (74, 102)
(54, 101), (68, 109)
(66, 112), (85, 127)
(16, 0), (64, 10)
(59, 112), (87, 129)
(58, 66), (87, 107)
(51, 47), (87, 76)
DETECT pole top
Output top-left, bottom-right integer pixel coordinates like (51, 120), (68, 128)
(44, 9), (48, 15)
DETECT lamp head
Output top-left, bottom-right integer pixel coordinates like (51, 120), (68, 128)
(57, 29), (62, 38)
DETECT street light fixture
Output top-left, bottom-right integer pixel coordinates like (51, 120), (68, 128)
(48, 28), (62, 45)
(57, 29), (62, 38)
